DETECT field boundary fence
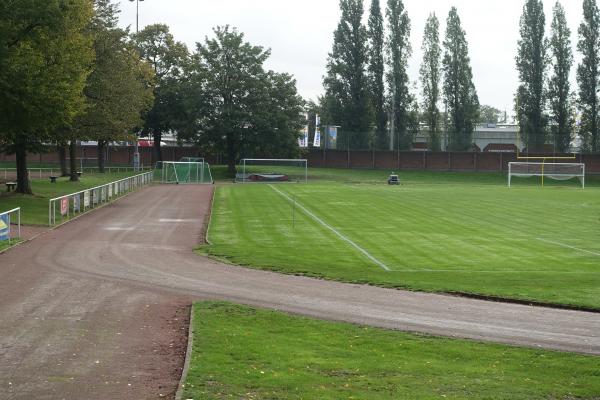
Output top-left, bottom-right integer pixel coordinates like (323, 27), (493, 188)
(0, 208), (21, 245)
(48, 171), (153, 226)
(2, 166), (152, 181)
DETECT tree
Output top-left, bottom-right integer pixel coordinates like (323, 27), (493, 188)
(478, 105), (503, 124)
(577, 0), (600, 153)
(367, 0), (387, 150)
(386, 0), (413, 150)
(442, 7), (479, 151)
(420, 13), (442, 151)
(548, 1), (574, 153)
(133, 24), (189, 164)
(0, 0), (94, 194)
(73, 0), (154, 176)
(323, 0), (371, 150)
(187, 26), (304, 175)
(516, 0), (548, 152)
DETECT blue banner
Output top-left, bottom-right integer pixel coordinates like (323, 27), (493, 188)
(0, 214), (10, 241)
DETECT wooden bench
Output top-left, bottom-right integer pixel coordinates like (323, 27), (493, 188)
(49, 176), (58, 183)
(5, 182), (16, 192)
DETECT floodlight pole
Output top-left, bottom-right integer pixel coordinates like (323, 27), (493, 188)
(130, 0), (144, 171)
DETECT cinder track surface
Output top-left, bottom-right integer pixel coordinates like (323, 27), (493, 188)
(1, 185), (599, 399)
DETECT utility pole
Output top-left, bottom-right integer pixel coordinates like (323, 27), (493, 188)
(129, 0), (144, 171)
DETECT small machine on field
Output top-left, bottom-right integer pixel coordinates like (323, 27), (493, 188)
(388, 173), (400, 185)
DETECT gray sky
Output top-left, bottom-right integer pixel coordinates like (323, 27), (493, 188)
(118, 0), (586, 113)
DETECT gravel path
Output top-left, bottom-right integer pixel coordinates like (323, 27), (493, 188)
(1, 184), (598, 399)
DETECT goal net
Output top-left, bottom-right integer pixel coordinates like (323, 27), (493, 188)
(237, 159), (308, 183)
(161, 161), (213, 184)
(508, 162), (585, 188)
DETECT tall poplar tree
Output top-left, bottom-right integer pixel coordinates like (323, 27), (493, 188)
(386, 0), (412, 150)
(577, 0), (600, 153)
(548, 1), (573, 153)
(324, 0), (371, 150)
(442, 7), (479, 151)
(420, 13), (442, 151)
(516, 0), (548, 152)
(368, 0), (387, 150)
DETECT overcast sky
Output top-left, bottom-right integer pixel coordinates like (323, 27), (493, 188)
(118, 0), (587, 114)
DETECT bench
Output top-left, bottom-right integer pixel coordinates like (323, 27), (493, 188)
(5, 182), (16, 192)
(49, 176), (58, 183)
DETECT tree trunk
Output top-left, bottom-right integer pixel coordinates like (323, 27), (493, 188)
(58, 143), (69, 176)
(15, 142), (32, 195)
(97, 141), (106, 173)
(227, 134), (236, 177)
(153, 131), (162, 167)
(69, 141), (79, 182)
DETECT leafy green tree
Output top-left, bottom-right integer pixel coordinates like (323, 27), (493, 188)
(133, 24), (189, 163)
(516, 0), (548, 152)
(577, 0), (600, 153)
(442, 7), (479, 151)
(420, 13), (442, 151)
(368, 0), (387, 150)
(0, 0), (94, 194)
(187, 26), (304, 175)
(324, 0), (371, 150)
(478, 105), (503, 124)
(548, 1), (574, 153)
(73, 0), (154, 176)
(386, 0), (412, 150)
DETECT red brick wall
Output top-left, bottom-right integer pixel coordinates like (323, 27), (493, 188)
(307, 150), (600, 174)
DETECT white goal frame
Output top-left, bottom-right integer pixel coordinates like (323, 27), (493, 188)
(239, 159), (308, 184)
(161, 161), (213, 185)
(508, 162), (585, 189)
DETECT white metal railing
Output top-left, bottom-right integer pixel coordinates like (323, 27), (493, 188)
(0, 208), (21, 245)
(1, 166), (151, 180)
(48, 171), (154, 226)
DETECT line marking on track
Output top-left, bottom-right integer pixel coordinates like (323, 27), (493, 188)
(537, 238), (600, 257)
(270, 185), (391, 271)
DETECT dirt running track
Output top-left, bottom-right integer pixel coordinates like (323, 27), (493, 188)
(1, 185), (599, 399)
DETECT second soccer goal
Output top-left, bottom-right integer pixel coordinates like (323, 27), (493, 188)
(508, 162), (585, 188)
(237, 159), (308, 183)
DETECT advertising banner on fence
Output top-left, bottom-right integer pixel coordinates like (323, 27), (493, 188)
(0, 214), (9, 241)
(84, 191), (90, 208)
(60, 198), (69, 216)
(101, 187), (106, 202)
(73, 195), (80, 212)
(314, 128), (321, 148)
(108, 184), (113, 198)
(93, 189), (99, 205)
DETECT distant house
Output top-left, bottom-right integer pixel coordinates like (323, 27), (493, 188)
(413, 123), (523, 152)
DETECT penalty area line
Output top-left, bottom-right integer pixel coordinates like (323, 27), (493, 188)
(269, 185), (391, 271)
(537, 238), (600, 257)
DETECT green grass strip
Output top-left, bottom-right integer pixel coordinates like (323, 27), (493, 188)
(182, 302), (600, 400)
(0, 172), (141, 225)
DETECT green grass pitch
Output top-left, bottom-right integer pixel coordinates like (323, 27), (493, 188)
(182, 302), (600, 399)
(203, 169), (600, 310)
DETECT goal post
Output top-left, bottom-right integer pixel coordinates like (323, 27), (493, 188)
(161, 161), (213, 184)
(237, 159), (308, 183)
(508, 162), (585, 188)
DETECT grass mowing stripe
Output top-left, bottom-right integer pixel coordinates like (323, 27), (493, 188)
(537, 237), (600, 257)
(269, 185), (391, 271)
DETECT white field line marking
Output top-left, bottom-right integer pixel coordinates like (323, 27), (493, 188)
(537, 238), (600, 257)
(270, 185), (391, 271)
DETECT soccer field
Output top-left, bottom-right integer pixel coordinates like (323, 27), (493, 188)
(205, 170), (600, 309)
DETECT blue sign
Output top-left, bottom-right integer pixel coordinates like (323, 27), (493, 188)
(0, 214), (9, 241)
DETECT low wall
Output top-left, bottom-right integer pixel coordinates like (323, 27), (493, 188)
(306, 150), (598, 174)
